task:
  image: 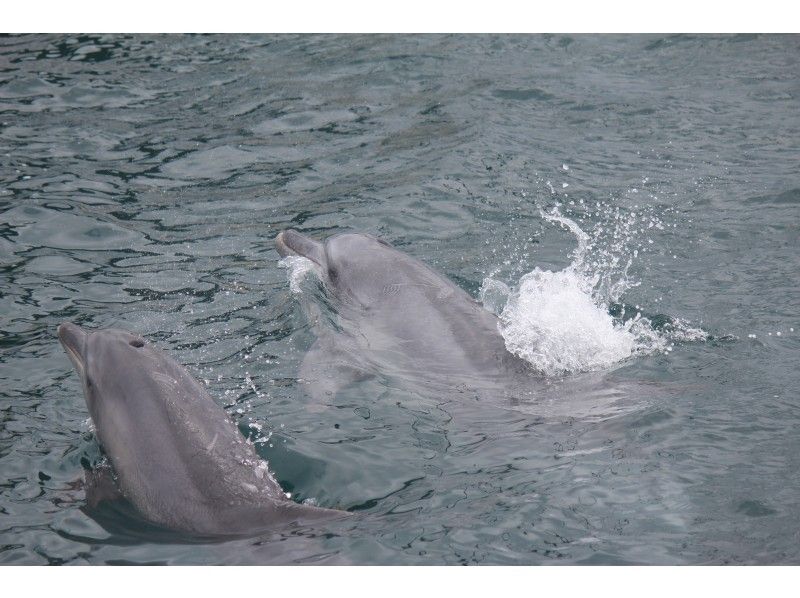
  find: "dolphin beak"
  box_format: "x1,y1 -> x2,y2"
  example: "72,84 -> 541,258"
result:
58,322 -> 88,377
275,230 -> 326,267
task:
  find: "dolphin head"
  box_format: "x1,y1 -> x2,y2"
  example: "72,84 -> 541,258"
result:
57,322 -> 151,431
276,229 -> 398,306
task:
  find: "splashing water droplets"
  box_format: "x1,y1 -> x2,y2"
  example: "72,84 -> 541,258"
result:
482,205 -> 700,376
278,255 -> 316,294
498,267 -> 643,375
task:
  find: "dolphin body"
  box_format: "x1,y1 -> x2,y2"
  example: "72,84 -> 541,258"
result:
276,230 -> 532,402
57,322 -> 346,538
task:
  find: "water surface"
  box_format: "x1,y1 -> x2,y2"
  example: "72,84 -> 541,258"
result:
1,34 -> 799,564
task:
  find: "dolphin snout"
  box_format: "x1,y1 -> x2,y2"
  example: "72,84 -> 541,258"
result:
58,322 -> 89,373
58,322 -> 87,347
275,230 -> 293,257
275,229 -> 326,267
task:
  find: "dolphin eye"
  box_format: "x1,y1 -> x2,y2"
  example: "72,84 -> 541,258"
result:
129,338 -> 145,348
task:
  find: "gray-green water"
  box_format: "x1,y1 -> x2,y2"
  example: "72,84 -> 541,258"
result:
1,34 -> 799,565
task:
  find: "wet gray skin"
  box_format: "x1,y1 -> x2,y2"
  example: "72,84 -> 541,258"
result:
57,322 -> 347,538
276,230 -> 533,402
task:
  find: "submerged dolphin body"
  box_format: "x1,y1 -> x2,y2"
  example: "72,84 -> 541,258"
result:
57,322 -> 346,538
276,230 -> 532,401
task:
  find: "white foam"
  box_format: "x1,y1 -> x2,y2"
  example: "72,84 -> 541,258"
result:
497,267 -> 648,376
483,205 -> 705,376
278,255 -> 316,294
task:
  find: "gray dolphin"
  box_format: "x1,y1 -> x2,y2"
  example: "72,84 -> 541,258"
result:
57,322 -> 347,538
275,230 -> 531,401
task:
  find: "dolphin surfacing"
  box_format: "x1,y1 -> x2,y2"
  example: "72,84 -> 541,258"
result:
276,230 -> 532,401
57,322 -> 346,538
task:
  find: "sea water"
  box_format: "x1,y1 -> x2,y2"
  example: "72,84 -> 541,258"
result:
1,34 -> 799,564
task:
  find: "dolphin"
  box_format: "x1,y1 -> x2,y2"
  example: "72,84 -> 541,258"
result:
57,322 -> 347,538
275,230 -> 532,402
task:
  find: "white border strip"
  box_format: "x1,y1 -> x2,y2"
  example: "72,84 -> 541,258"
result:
3,1 -> 798,34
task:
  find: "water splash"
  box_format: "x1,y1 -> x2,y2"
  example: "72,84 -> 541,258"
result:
482,205 -> 706,376
278,255 -> 316,294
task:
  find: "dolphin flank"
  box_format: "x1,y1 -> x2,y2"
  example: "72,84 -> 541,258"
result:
57,322 -> 347,537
